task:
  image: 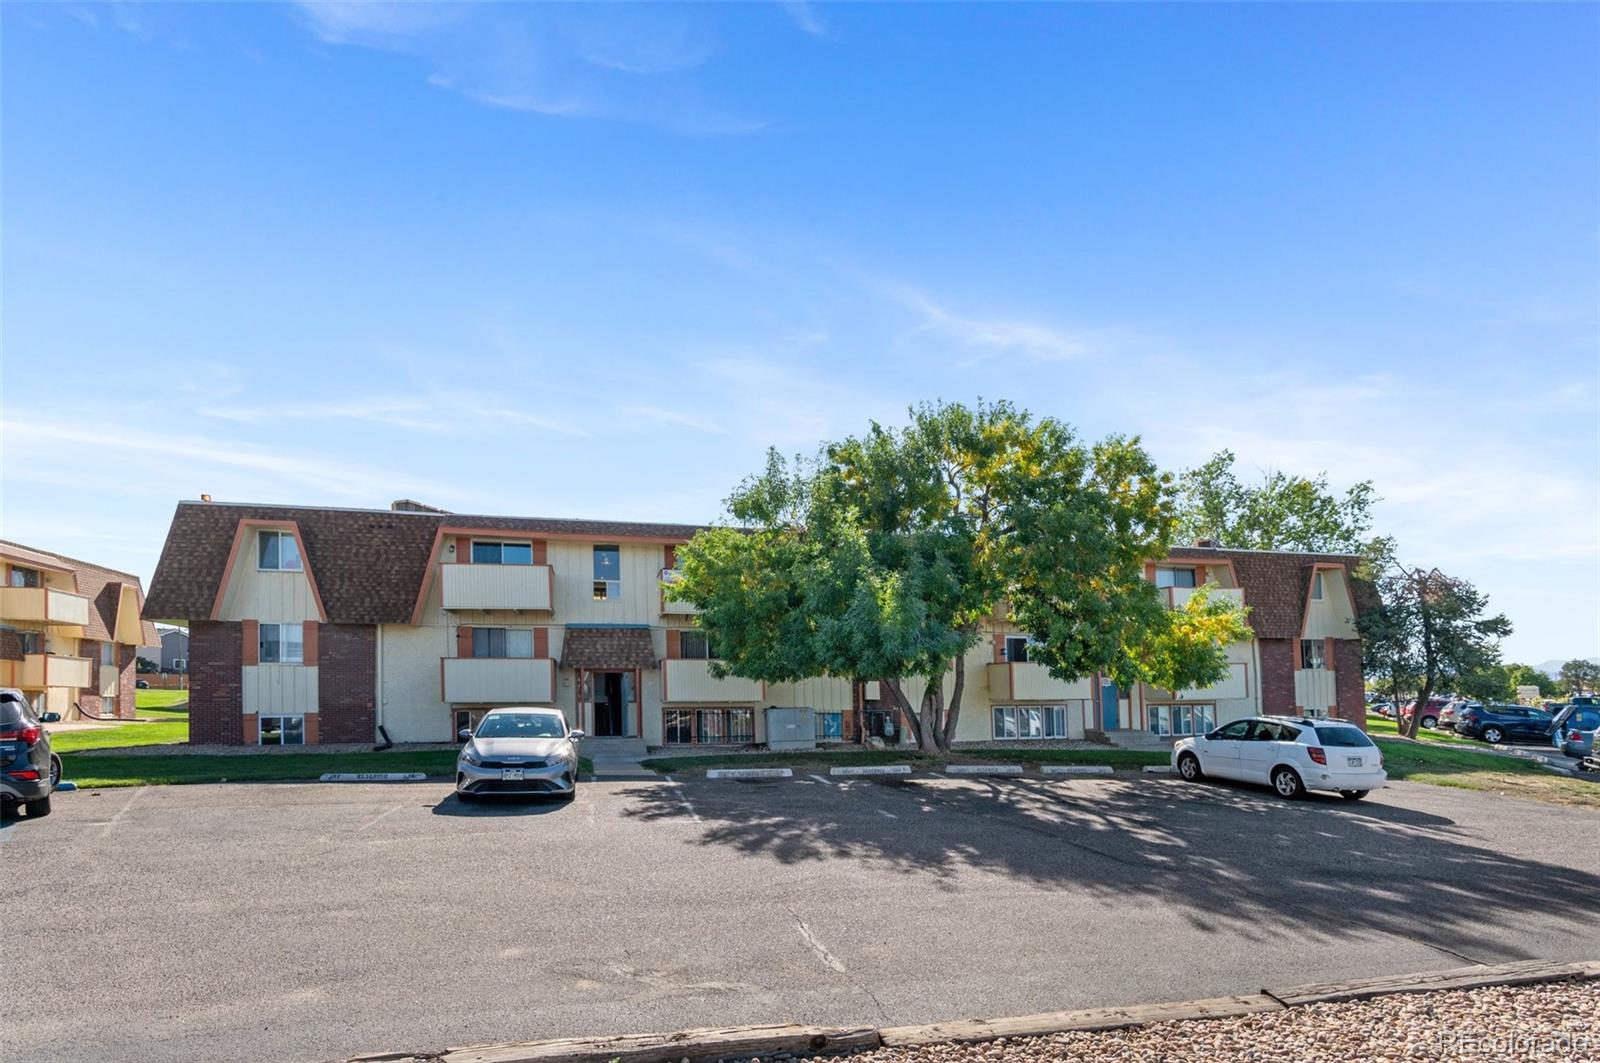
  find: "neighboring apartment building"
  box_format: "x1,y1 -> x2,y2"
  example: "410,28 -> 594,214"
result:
142,500 -> 1368,749
136,626 -> 189,673
0,541 -> 160,720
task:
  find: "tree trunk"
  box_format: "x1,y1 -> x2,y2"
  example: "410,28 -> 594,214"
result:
883,678 -> 923,749
941,652 -> 966,751
918,685 -> 942,755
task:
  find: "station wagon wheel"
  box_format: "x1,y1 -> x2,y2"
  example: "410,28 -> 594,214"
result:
1271,766 -> 1304,800
1177,753 -> 1203,781
49,755 -> 61,790
1482,726 -> 1504,744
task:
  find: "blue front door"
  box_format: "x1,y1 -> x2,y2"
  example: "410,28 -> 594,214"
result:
1101,683 -> 1120,730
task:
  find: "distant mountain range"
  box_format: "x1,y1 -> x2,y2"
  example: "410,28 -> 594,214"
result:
1537,658 -> 1600,678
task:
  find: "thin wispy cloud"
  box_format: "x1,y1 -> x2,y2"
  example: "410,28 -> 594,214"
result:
883,283 -> 1098,363
779,2 -> 830,39
288,1 -> 763,135
195,392 -> 586,437
620,405 -> 729,435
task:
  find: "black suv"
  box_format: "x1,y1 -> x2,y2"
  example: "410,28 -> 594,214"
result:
1454,703 -> 1554,745
1,689 -> 61,819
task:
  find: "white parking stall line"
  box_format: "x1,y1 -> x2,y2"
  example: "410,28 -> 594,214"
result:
808,773 -> 834,786
100,786 -> 148,838
355,801 -> 408,833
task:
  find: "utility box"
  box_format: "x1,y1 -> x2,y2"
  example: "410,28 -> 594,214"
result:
764,706 -> 816,751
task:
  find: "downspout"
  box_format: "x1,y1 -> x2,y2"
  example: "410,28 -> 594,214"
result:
373,624 -> 393,751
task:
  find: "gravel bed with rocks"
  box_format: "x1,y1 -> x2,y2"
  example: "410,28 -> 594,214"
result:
815,980 -> 1598,1063
73,741 -> 459,757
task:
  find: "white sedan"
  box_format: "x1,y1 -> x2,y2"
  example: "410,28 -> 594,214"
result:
1172,716 -> 1386,800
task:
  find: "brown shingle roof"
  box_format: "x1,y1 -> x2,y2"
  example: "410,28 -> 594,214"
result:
0,540 -> 160,646
1165,546 -> 1364,639
559,626 -> 658,670
143,501 -> 711,625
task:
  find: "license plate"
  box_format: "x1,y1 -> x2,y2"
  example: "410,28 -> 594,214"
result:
1347,757 -> 1363,768
501,768 -> 524,781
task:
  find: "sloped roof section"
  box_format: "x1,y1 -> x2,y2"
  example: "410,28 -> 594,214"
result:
1163,546 -> 1366,639
144,501 -> 711,625
0,539 -> 160,645
559,626 -> 658,670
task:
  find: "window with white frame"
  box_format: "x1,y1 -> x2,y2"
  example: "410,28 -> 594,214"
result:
991,705 -> 1068,740
1155,567 -> 1198,589
259,715 -> 305,745
471,540 -> 533,565
1003,635 -> 1034,663
592,545 -> 621,600
1300,640 -> 1327,670
471,627 -> 534,659
1311,572 -> 1325,600
259,623 -> 304,664
679,630 -> 716,660
1149,703 -> 1216,737
257,530 -> 303,571
100,641 -> 115,666
103,696 -> 117,718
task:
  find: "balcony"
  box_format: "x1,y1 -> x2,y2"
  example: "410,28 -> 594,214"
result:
1148,661 -> 1250,702
0,587 -> 91,628
658,569 -> 698,616
440,563 -> 553,612
442,657 -> 556,704
661,659 -> 764,703
16,654 -> 93,690
1294,668 -> 1338,713
987,661 -> 1093,702
1159,586 -> 1245,610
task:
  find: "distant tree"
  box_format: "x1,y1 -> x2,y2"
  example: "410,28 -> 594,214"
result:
671,401 -> 1252,754
1357,563 -> 1512,739
1560,659 -> 1600,696
1173,449 -> 1390,562
1504,663 -> 1558,699
1456,664 -> 1512,703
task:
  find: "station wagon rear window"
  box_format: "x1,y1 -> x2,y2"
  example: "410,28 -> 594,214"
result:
1315,726 -> 1375,748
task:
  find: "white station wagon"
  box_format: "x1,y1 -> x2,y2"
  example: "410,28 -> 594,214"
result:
1172,716 -> 1386,801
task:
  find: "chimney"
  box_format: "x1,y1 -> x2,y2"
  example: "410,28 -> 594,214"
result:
390,499 -> 449,514
1194,538 -> 1217,548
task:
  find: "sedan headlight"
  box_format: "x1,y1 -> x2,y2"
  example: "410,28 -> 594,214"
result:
460,744 -> 482,767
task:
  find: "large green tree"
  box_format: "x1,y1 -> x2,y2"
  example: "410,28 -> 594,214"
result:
1560,659 -> 1600,696
1357,563 -> 1511,739
670,401 -> 1251,753
1504,663 -> 1558,700
1174,449 -> 1388,560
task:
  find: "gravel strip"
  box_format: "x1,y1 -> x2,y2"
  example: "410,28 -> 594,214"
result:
74,741 -> 458,757
793,981 -> 1597,1062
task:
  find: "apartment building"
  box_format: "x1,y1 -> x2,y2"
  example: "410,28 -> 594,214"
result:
0,541 -> 160,720
142,500 -> 1368,749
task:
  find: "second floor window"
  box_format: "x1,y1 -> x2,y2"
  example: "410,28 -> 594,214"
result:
679,630 -> 717,660
1300,640 -> 1327,670
1311,572 -> 1325,600
8,566 -> 41,588
471,541 -> 533,565
1155,567 -> 1197,589
1004,635 -> 1034,663
14,630 -> 43,655
260,623 -> 304,664
593,545 -> 621,600
472,627 -> 533,658
100,642 -> 115,667
258,531 -> 303,572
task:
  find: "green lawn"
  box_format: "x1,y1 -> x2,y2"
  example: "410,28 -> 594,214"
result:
135,688 -> 190,712
1372,735 -> 1600,809
1365,714 -> 1473,745
50,720 -> 189,753
60,751 -> 593,789
640,746 -> 1168,775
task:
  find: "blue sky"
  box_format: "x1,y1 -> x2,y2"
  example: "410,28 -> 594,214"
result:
2,2 -> 1596,663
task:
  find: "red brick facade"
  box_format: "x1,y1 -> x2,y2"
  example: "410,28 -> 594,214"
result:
1259,638 -> 1296,716
74,641 -> 138,721
1257,636 -> 1368,732
1334,638 -> 1367,730
318,624 -> 376,744
188,620 -> 243,745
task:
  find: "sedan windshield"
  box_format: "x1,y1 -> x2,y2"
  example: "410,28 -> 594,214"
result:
1315,726 -> 1375,748
476,714 -> 566,739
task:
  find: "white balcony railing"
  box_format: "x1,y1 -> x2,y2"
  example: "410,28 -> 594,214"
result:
1294,668 -> 1338,712
661,659 -> 763,703
987,661 -> 1093,702
659,568 -> 698,615
17,654 -> 93,690
1160,586 -> 1245,610
0,587 -> 92,628
442,657 -> 556,704
440,563 -> 553,612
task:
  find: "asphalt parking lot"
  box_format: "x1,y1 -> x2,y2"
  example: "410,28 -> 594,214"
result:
4,773 -> 1599,1063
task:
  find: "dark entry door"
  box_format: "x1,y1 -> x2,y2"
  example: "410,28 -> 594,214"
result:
594,672 -> 627,736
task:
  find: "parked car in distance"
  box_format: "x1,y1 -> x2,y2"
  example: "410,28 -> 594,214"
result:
456,706 -> 583,801
1550,705 -> 1600,759
1454,703 -> 1554,745
135,679 -> 150,689
1,689 -> 61,818
1400,697 -> 1451,729
1173,716 -> 1386,801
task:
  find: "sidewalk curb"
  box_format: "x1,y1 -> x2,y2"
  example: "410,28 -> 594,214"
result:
706,768 -> 793,780
335,958 -> 1600,1063
946,763 -> 1022,776
319,772 -> 427,783
1041,765 -> 1113,776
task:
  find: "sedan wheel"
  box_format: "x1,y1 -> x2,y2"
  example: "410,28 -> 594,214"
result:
1339,789 -> 1368,801
1483,726 -> 1504,744
1177,753 -> 1203,781
1420,716 -> 1438,730
1271,766 -> 1304,800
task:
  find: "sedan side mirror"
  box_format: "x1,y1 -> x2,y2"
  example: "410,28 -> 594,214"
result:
457,728 -> 473,741
569,729 -> 586,740
40,712 -> 62,723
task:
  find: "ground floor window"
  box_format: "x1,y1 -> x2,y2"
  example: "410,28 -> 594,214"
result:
864,703 -> 901,740
1149,703 -> 1216,737
259,715 -> 305,746
664,707 -> 755,745
102,695 -> 117,719
816,711 -> 844,741
454,708 -> 494,737
991,705 -> 1068,740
